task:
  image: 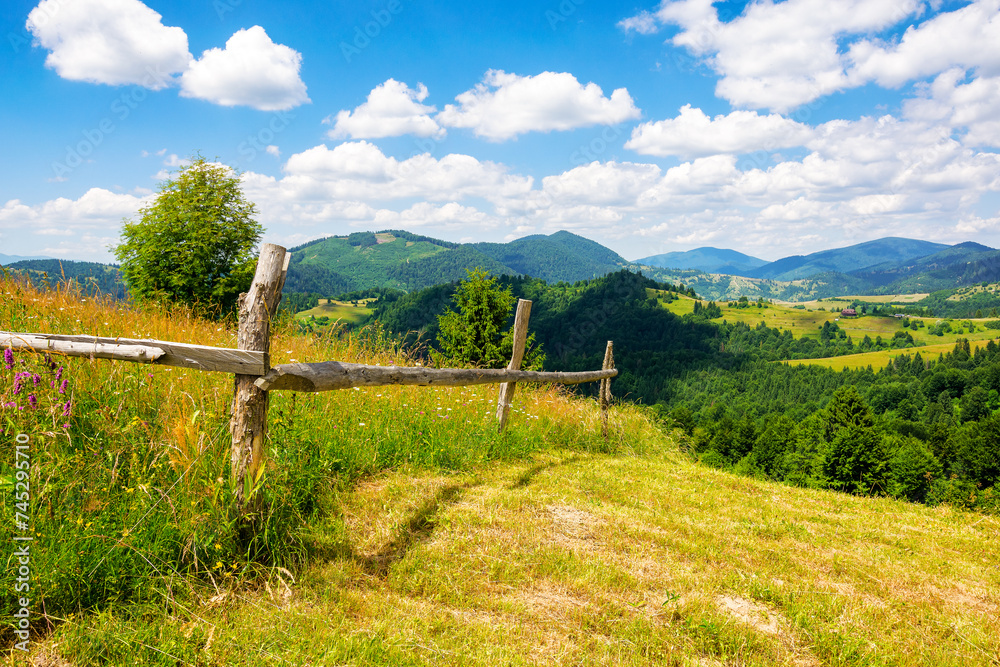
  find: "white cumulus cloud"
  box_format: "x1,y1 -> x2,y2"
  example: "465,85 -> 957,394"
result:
26,0 -> 191,89
326,79 -> 443,139
626,105 -> 814,158
180,26 -> 309,111
437,70 -> 641,141
621,0 -> 923,111
848,0 -> 1000,88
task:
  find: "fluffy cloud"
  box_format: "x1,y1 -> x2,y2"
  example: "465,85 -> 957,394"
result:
374,202 -> 494,229
905,70 -> 1000,148
0,188 -> 149,260
180,26 -> 309,111
326,79 -> 443,139
848,0 -> 1000,88
626,105 -> 814,158
541,161 -> 662,206
437,70 -> 641,141
254,141 -> 533,204
26,0 -> 191,89
0,188 -> 147,227
620,0 -> 938,110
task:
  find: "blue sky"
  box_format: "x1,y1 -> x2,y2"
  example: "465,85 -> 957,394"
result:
1,0 -> 999,264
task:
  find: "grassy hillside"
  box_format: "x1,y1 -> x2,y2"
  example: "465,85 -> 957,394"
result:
285,230 -> 630,298
3,277 -> 999,664
787,338 -> 1000,372
19,454 -> 1000,665
657,291 -> 999,349
295,298 -> 375,328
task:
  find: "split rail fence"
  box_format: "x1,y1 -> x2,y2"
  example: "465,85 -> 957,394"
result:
2,244 -> 617,512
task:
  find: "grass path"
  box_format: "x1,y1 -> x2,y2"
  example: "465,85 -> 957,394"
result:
37,450 -> 1000,666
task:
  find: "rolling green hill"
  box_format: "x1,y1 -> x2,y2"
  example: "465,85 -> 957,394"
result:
284,229 -> 631,296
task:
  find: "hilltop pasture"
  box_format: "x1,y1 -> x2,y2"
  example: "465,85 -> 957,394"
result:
652,290 -> 1000,349
295,298 -> 375,327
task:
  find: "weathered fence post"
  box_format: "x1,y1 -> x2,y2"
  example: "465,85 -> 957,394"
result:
231,243 -> 289,508
599,341 -> 614,440
496,299 -> 532,433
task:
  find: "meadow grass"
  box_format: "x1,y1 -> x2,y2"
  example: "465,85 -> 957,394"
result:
653,291 -> 999,349
26,452 -> 999,666
785,338 -> 1000,371
1,275 -> 656,658
294,300 -> 374,326
4,277 -> 998,665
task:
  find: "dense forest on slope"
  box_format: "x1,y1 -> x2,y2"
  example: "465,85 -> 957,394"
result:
360,269 -> 1000,512
2,259 -> 125,298
284,230 -> 629,295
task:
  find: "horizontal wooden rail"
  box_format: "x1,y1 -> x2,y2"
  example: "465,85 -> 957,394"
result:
0,331 -> 267,375
255,361 -> 618,393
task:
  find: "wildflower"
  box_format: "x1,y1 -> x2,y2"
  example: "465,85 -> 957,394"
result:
56,366 -> 63,381
59,379 -> 68,394
62,400 -> 72,416
32,374 -> 41,387
28,395 -> 38,410
4,348 -> 14,369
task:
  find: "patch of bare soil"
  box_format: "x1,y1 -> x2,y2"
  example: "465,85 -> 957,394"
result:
546,504 -> 599,551
715,595 -> 820,667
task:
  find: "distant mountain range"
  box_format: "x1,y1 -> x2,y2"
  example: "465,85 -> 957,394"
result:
0,253 -> 52,265
7,230 -> 1000,304
637,247 -> 767,275
284,229 -> 633,295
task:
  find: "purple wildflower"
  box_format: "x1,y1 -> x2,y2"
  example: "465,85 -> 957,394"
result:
62,400 -> 72,416
13,374 -> 25,395
28,394 -> 38,410
32,374 -> 41,387
59,379 -> 68,394
3,348 -> 13,369
56,366 -> 63,381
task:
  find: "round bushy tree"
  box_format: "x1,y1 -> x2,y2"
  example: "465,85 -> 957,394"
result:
114,157 -> 262,315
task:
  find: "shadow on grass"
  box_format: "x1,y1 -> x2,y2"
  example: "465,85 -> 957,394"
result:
308,483 -> 471,578
509,454 -> 582,489
359,484 -> 467,577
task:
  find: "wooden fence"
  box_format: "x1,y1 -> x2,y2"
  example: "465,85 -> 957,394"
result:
2,244 -> 616,511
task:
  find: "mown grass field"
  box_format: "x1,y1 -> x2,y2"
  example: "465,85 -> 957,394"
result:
295,299 -> 375,326
27,453 -> 1000,666
4,278 -> 999,665
786,338 -> 1000,371
653,291 -> 999,348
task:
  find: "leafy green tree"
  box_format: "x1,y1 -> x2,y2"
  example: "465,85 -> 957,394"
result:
435,268 -> 543,369
114,157 -> 263,315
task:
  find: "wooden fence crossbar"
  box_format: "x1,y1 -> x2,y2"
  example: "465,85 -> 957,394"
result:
0,331 -> 266,374
4,243 -> 617,514
254,361 -> 617,392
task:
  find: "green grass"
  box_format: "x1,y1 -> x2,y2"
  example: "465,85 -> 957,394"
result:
6,278 -> 1000,665
653,290 -> 1000,349
295,299 -> 374,326
26,453 -> 1000,666
786,338 -> 1000,371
